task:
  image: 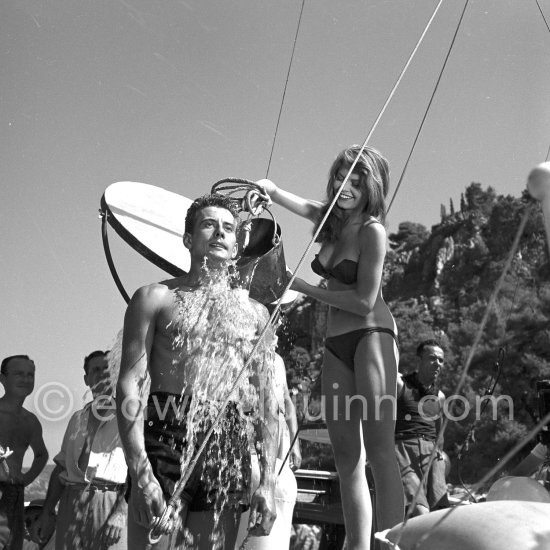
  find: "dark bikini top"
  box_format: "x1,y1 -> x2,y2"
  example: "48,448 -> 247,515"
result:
311,219 -> 380,284
311,255 -> 358,285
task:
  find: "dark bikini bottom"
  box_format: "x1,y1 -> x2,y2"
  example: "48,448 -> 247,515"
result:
324,327 -> 398,371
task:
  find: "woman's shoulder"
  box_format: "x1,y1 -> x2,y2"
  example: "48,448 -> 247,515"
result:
359,217 -> 386,238
362,215 -> 383,228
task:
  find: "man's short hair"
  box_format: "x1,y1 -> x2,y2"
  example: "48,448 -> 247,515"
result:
1,355 -> 33,375
416,339 -> 443,357
83,350 -> 109,375
184,194 -> 241,235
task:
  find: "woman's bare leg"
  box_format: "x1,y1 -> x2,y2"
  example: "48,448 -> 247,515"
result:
323,351 -> 372,550
355,332 -> 404,531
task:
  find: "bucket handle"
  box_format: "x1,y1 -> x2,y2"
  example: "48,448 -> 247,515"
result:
211,178 -> 269,216
211,178 -> 280,246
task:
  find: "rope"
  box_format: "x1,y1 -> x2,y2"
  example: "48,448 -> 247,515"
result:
391,204 -> 533,548
535,0 -> 550,33
535,0 -> 549,163
265,0 -> 306,179
387,0 -> 470,213
455,210 -> 525,498
455,348 -> 503,503
278,429 -> 301,476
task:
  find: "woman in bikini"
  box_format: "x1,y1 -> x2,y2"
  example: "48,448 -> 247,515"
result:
256,145 -> 404,549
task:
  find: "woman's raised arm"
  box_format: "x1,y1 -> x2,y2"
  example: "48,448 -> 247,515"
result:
256,178 -> 323,223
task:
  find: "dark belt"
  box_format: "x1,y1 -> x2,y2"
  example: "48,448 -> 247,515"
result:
395,434 -> 436,442
68,480 -> 126,492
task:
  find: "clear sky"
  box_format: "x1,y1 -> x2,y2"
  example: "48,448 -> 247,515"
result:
1,0 -> 549,463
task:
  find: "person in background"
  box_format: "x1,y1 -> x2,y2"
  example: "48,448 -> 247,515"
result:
394,339 -> 450,516
23,500 -> 55,550
36,350 -> 128,550
0,355 -> 48,550
256,145 -> 404,548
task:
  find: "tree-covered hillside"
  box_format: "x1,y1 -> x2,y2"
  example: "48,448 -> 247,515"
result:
279,183 -> 550,484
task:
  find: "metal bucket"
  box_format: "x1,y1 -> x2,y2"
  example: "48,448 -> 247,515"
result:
237,217 -> 289,304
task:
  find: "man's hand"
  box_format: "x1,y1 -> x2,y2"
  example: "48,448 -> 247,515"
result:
100,499 -> 127,547
247,485 -> 276,537
290,444 -> 302,471
131,477 -> 166,528
35,512 -> 56,545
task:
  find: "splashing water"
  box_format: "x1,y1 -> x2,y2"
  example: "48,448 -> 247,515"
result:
107,265 -> 279,548
169,268 -> 278,546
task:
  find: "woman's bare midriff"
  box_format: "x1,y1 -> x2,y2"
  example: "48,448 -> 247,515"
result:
325,280 -> 396,338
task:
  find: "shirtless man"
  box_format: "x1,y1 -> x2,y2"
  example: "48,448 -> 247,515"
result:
0,355 -> 48,550
116,194 -> 278,550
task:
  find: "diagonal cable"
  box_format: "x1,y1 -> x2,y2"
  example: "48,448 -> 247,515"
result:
265,0 -> 306,178
391,203 -> 533,547
388,0 -> 470,213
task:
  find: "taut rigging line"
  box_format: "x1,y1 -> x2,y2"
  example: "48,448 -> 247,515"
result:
387,0 -> 470,213
146,0 -> 449,543
265,0 -> 306,179
390,204 -> 534,548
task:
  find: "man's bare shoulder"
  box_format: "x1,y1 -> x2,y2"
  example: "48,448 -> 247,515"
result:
21,408 -> 43,432
135,280 -> 173,297
0,398 -> 32,416
129,280 -> 177,309
0,404 -> 41,434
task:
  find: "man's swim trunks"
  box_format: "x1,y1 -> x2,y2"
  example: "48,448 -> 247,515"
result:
0,482 -> 24,550
142,391 -> 250,512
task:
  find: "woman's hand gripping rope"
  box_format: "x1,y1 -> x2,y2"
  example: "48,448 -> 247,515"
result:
244,186 -> 272,216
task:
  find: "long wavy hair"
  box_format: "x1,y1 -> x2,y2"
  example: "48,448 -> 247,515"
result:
314,145 -> 390,243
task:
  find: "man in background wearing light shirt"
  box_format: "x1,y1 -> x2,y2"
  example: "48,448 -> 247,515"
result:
35,351 -> 127,550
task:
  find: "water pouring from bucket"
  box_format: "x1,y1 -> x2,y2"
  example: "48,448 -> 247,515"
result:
143,265 -> 279,548
211,178 -> 290,304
